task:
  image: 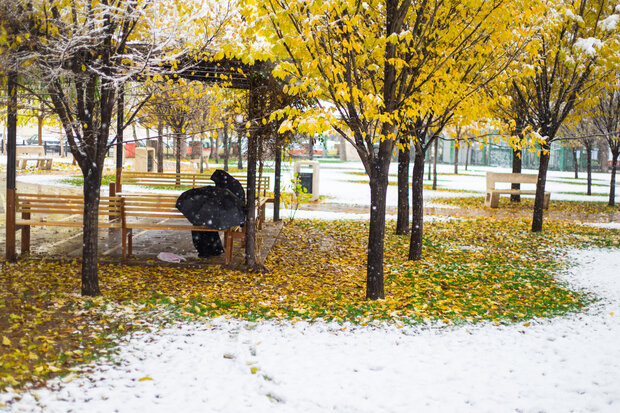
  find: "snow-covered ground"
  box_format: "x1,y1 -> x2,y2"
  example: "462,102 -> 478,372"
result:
3,248 -> 620,412
3,158 -> 619,412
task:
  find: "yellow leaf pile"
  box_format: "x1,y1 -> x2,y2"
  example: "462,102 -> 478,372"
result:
0,217 -> 617,392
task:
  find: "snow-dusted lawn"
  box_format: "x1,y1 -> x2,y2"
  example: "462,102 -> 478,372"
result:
4,159 -> 618,412
4,248 -> 619,412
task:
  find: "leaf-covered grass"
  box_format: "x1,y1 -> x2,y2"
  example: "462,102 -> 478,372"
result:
1,217 -> 618,391
432,195 -> 619,215
61,174 -> 116,187
348,179 -> 477,193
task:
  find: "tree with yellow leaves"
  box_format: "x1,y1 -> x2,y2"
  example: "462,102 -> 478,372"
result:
509,0 -> 619,231
0,0 -> 237,295
242,0 -> 527,297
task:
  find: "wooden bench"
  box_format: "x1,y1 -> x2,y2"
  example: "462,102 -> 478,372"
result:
16,146 -> 53,170
116,171 -> 273,262
485,172 -> 550,209
120,194 -> 236,265
119,171 -> 272,228
13,193 -> 126,257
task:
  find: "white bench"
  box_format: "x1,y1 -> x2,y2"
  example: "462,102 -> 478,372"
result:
16,146 -> 53,170
485,172 -> 550,209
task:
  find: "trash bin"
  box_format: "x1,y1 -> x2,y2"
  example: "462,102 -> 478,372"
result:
298,172 -> 313,194
293,161 -> 320,201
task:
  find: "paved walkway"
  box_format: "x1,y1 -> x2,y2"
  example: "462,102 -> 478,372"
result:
0,170 -> 283,268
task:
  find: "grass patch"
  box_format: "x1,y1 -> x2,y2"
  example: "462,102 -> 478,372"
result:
548,177 -> 609,187
432,195 -> 619,215
1,218 -> 618,392
61,174 -> 116,187
348,179 -> 479,193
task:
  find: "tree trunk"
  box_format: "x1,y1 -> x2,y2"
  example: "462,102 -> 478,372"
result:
610,151 -> 618,207
454,144 -> 459,174
209,135 -> 215,165
432,137 -> 438,190
465,144 -> 470,170
245,89 -> 258,268
531,145 -> 550,232
308,136 -> 314,160
274,134 -> 282,222
81,167 -> 102,296
573,149 -> 579,179
175,132 -> 182,174
37,114 -> 44,146
214,131 -> 220,164
600,142 -> 609,173
427,147 -> 432,180
237,129 -> 243,170
409,149 -> 425,260
586,146 -> 592,196
157,122 -> 164,173
367,159 -> 390,300
511,148 -> 522,202
396,144 -> 410,235
223,123 -> 230,172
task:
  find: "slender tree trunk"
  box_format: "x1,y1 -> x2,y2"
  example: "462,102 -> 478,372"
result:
223,123 -> 230,172
81,166 -> 102,296
237,128 -> 243,170
610,151 -> 618,207
600,142 -> 609,173
454,144 -> 459,174
531,144 -> 551,232
209,135 -> 215,164
427,146 -> 432,180
432,137 -> 438,190
465,144 -> 470,170
409,149 -> 425,260
214,131 -> 220,164
245,89 -> 258,267
573,149 -> 579,179
274,134 -> 282,222
157,122 -> 164,173
175,131 -> 181,174
396,144 -> 410,235
308,136 -> 314,160
367,158 -> 390,300
511,148 -> 522,202
586,146 -> 592,196
37,113 -> 43,146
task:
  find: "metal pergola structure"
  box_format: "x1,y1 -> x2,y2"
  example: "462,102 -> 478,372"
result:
5,56 -> 277,267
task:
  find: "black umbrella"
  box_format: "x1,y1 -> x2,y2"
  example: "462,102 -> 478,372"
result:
176,186 -> 246,258
176,186 -> 245,230
210,169 -> 246,204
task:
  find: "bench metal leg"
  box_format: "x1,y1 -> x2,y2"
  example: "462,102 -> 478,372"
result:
486,191 -> 500,208
258,203 -> 266,230
6,189 -> 17,261
121,227 -> 127,260
224,230 -> 233,265
19,211 -> 31,255
128,229 -> 133,257
543,192 -> 550,210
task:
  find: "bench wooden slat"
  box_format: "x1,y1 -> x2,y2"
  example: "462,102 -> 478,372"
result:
485,172 -> 549,209
17,220 -> 122,229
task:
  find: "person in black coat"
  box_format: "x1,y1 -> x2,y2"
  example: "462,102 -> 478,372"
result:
176,171 -> 246,258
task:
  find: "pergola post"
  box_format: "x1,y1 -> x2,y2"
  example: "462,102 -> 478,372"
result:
274,133 -> 282,222
115,85 -> 124,194
6,72 -> 18,261
244,83 -> 258,267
